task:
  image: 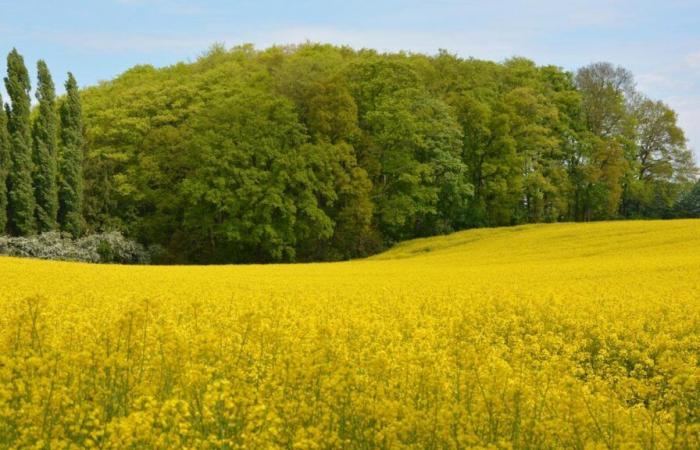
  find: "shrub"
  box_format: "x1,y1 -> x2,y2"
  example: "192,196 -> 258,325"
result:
0,231 -> 149,264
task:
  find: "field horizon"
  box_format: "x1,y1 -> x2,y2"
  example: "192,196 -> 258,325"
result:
4,218 -> 698,268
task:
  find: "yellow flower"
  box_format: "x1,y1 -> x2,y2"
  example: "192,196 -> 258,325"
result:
0,220 -> 698,448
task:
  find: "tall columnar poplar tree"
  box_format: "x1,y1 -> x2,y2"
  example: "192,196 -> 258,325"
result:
0,94 -> 9,232
4,49 -> 36,235
58,73 -> 84,236
32,60 -> 59,232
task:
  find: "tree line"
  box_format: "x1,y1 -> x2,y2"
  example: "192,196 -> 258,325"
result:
4,44 -> 698,263
0,49 -> 84,239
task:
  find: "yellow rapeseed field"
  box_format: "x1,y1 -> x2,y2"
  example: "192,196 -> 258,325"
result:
1,220 -> 699,449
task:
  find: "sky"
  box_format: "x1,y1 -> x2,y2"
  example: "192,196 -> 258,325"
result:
0,0 -> 698,158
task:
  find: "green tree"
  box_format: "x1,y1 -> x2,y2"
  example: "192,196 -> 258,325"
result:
539,65 -> 585,222
363,89 -> 469,240
177,86 -> 332,262
32,60 -> 59,232
75,44 -> 697,263
58,73 -> 85,236
296,141 -> 375,260
450,92 -> 520,226
575,62 -> 635,219
624,97 -> 697,216
4,49 -> 36,235
575,63 -> 634,138
675,180 -> 700,218
272,45 -> 377,257
275,44 -> 360,144
501,59 -> 564,223
348,57 -> 471,241
0,95 -> 9,232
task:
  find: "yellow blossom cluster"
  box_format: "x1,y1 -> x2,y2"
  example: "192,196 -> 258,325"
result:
0,220 -> 699,448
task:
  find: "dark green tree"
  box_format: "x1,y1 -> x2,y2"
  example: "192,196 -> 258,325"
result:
675,180 -> 700,218
4,49 -> 36,235
0,94 -> 9,232
363,89 -> 469,241
32,60 -> 59,232
177,85 -> 333,263
58,73 -> 85,236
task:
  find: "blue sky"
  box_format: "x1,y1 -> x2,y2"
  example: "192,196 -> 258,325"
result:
0,0 -> 698,158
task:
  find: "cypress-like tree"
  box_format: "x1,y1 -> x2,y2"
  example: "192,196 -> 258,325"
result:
58,73 -> 84,236
4,49 -> 36,235
0,95 -> 9,233
32,60 -> 59,232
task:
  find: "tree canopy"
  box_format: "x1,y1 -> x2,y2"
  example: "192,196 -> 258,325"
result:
1,44 -> 696,263
78,44 -> 697,263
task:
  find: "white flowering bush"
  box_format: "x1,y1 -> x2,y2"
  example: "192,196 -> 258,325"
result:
0,231 -> 150,264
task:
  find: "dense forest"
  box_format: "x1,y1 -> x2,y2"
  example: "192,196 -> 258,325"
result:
1,44 -> 699,263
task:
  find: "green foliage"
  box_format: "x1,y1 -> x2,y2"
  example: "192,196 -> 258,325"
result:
362,88 -> 467,240
574,63 -> 635,220
58,73 -> 85,237
622,97 -> 696,217
177,86 -> 331,262
675,180 -> 700,218
0,95 -> 9,232
4,49 -> 36,235
32,60 -> 59,232
76,44 -> 697,263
